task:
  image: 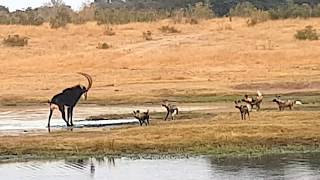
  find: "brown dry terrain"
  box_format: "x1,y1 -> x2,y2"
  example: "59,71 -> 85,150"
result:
0,18 -> 320,104
0,18 -> 320,159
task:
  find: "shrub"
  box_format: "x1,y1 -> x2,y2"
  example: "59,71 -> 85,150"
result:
72,2 -> 96,24
3,34 -> 29,47
312,4 -> 320,17
185,2 -> 214,19
247,10 -> 270,26
142,31 -> 152,40
295,26 -> 319,40
95,8 -> 167,25
103,26 -> 116,36
159,25 -> 181,33
230,2 -> 270,26
97,42 -> 111,49
229,1 -> 257,17
269,2 -> 312,19
186,18 -> 199,25
49,4 -> 72,28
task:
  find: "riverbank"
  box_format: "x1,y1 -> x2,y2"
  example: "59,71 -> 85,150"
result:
0,110 -> 319,161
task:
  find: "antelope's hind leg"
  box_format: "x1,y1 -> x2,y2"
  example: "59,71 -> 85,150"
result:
59,105 -> 71,127
67,107 -> 74,126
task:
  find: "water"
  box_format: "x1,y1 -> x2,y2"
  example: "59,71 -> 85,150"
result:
0,105 -> 214,133
0,153 -> 320,180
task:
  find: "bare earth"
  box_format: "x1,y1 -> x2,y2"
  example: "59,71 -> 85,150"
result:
0,18 -> 320,104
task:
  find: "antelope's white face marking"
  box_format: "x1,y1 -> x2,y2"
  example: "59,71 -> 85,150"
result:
50,104 -> 59,110
79,84 -> 86,90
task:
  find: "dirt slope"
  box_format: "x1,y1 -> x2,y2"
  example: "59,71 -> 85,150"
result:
0,18 -> 320,104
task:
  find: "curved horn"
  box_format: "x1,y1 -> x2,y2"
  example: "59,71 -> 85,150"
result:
78,72 -> 93,91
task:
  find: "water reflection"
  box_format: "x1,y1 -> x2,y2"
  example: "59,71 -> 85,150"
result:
0,154 -> 319,180
208,153 -> 320,179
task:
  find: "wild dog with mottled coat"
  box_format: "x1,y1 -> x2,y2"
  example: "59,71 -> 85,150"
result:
235,101 -> 250,120
272,97 -> 302,111
133,110 -> 150,126
162,101 -> 179,121
242,91 -> 263,111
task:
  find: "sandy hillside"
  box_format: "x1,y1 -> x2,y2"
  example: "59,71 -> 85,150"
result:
0,18 -> 320,104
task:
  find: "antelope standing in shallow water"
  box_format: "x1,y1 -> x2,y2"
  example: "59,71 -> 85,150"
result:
48,73 -> 93,131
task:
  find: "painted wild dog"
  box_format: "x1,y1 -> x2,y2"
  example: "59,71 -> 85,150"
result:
162,101 -> 179,121
133,110 -> 150,126
272,96 -> 302,111
235,100 -> 250,120
242,91 -> 263,111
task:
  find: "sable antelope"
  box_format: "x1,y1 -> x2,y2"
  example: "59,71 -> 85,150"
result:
162,101 -> 179,121
47,73 -> 93,131
242,90 -> 263,111
272,96 -> 302,111
235,100 -> 250,120
133,110 -> 150,126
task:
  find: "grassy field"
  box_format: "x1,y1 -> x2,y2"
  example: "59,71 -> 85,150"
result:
0,18 -> 320,159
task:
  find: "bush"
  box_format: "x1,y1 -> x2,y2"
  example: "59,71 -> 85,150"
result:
295,26 -> 319,40
3,34 -> 29,47
229,1 -> 257,17
269,2 -> 312,19
230,2 -> 270,26
247,10 -> 270,26
49,5 -> 72,28
312,4 -> 320,17
97,42 -> 111,49
95,8 -> 167,25
159,25 -> 181,33
185,2 -> 214,19
72,3 -> 96,24
142,31 -> 152,40
103,26 -> 116,36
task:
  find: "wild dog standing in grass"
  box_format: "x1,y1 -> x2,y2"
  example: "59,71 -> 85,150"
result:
272,96 -> 302,111
133,110 -> 150,126
242,90 -> 264,111
48,73 -> 92,132
235,100 -> 250,120
162,101 -> 179,121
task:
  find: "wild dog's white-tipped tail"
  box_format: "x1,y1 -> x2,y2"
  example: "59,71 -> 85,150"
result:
257,90 -> 262,97
295,100 -> 303,105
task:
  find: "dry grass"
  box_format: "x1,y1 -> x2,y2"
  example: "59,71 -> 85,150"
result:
0,111 -> 319,158
0,18 -> 319,105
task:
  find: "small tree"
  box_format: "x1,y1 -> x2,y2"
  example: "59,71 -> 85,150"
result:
186,2 -> 214,19
312,4 -> 320,17
229,2 -> 270,26
229,2 -> 257,17
49,0 -> 72,28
